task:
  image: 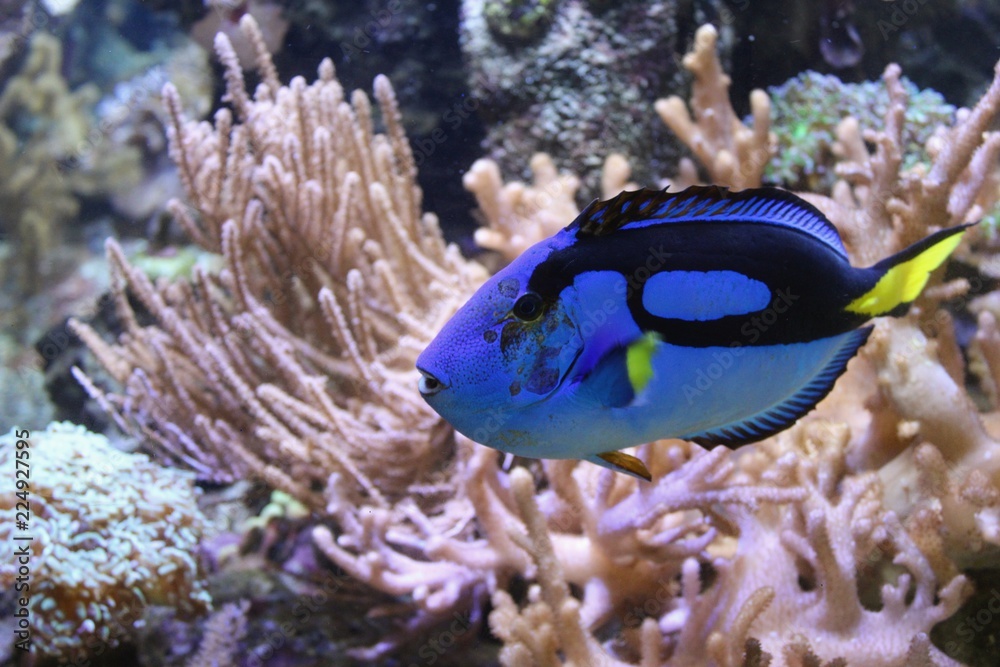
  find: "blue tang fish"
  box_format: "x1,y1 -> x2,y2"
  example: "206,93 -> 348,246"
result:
417,186 -> 969,481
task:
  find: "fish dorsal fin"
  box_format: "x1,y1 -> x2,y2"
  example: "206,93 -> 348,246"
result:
568,185 -> 848,258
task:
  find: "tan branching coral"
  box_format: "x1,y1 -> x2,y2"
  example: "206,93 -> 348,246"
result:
484,442 -> 807,665
73,15 -> 485,498
655,24 -> 774,190
465,151 -> 640,263
823,61 -> 1000,261
491,429 -> 969,666
465,152 -> 582,262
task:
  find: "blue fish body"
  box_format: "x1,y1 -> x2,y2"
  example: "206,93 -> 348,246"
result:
417,186 -> 969,480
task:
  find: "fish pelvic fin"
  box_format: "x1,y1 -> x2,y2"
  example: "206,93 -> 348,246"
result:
846,223 -> 973,317
589,451 -> 652,481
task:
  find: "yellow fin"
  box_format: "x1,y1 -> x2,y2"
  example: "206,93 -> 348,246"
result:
626,332 -> 661,394
846,226 -> 967,316
596,451 -> 652,481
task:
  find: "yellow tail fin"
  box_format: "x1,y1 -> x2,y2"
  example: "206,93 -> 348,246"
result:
846,224 -> 971,317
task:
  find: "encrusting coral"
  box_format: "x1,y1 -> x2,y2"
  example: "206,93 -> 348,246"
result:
763,70 -> 955,193
0,422 -> 210,662
72,12 -> 1000,667
460,0 -> 691,197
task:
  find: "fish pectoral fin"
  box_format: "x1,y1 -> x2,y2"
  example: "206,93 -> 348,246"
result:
589,451 -> 652,481
580,332 -> 661,408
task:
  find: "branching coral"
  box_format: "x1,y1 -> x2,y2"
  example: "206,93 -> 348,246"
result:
73,15 -> 486,499
464,152 -> 580,262
465,151 -> 639,263
654,24 -> 774,190
72,14 -> 496,655
816,61 -> 1000,260
492,427 -> 969,666
0,422 -> 211,662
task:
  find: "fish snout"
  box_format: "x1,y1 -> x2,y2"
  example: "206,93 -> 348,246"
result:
417,366 -> 448,397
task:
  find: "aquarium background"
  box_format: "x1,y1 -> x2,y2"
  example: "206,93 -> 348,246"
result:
3,0 -> 1000,665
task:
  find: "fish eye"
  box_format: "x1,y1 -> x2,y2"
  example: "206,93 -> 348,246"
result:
418,370 -> 444,396
512,292 -> 544,321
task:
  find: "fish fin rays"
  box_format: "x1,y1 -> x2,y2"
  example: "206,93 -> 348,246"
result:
687,327 -> 874,448
847,223 -> 971,317
570,186 -> 847,258
588,451 -> 652,481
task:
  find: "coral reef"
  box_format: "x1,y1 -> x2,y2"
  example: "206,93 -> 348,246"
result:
0,422 -> 211,662
492,434 -> 968,666
71,11 -> 1000,667
460,0 -> 700,197
72,14 -> 493,656
763,70 -> 955,193
462,23 -> 1000,665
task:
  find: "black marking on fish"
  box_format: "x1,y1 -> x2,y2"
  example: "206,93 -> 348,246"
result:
531,190 -> 879,348
484,329 -> 498,343
498,278 -> 520,298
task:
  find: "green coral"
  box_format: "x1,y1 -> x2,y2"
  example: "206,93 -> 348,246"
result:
0,32 -> 140,295
0,422 -> 211,662
763,71 -> 955,192
485,0 -> 560,42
